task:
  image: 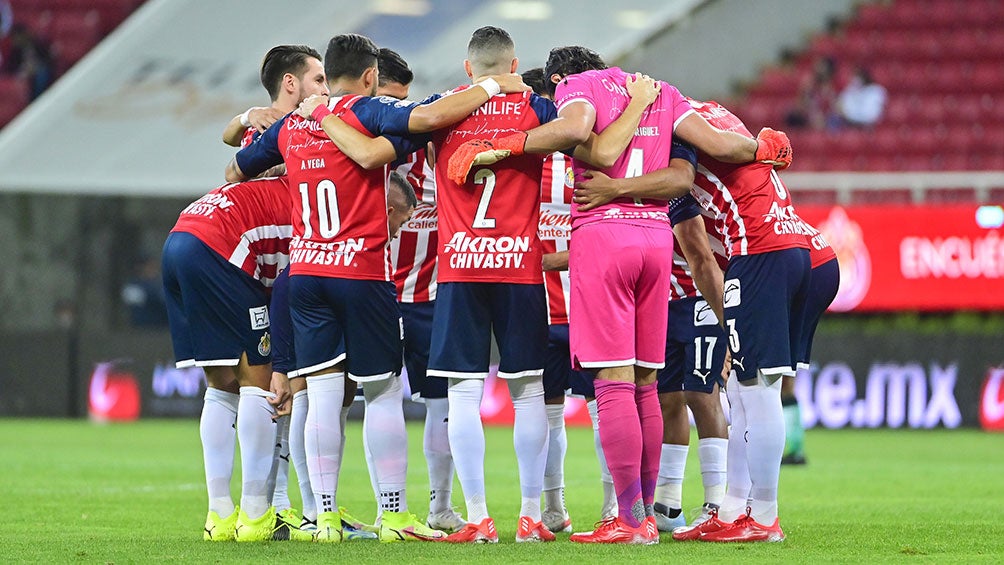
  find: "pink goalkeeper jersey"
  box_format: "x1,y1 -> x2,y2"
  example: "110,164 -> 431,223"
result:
390,150 -> 438,302
538,152 -> 573,325
554,67 -> 694,229
686,99 -> 811,257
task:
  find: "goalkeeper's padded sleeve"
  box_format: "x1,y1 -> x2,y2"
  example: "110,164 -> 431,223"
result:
446,131 -> 528,185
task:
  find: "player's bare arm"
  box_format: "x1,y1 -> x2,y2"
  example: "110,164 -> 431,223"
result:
407,73 -> 530,132
542,250 -> 569,272
222,106 -> 286,146
573,157 -> 695,211
224,158 -> 247,183
674,114 -> 793,168
297,94 -> 399,169
673,215 -> 725,325
573,73 -> 660,168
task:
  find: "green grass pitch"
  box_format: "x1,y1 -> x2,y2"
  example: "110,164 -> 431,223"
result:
4,419 -> 1003,563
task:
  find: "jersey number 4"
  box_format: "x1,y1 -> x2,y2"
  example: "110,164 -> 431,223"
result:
299,180 -> 340,238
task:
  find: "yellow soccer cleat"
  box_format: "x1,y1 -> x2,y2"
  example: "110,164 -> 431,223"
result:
379,511 -> 447,542
204,507 -> 239,541
312,511 -> 343,543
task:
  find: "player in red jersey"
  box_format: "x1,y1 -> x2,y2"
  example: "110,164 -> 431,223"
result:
217,44 -> 337,535
376,48 -> 466,533
780,220 -> 839,466
163,176 -> 313,541
227,33 -> 527,543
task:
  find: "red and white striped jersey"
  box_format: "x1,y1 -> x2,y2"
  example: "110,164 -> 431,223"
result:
171,176 -> 293,287
391,149 -> 438,303
801,216 -> 837,268
538,152 -> 573,324
686,99 -> 811,257
668,200 -> 731,301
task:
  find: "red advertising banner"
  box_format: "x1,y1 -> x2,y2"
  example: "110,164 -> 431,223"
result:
797,204 -> 1004,311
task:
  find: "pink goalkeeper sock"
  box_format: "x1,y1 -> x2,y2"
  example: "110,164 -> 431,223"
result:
635,381 -> 663,511
594,379 -> 644,527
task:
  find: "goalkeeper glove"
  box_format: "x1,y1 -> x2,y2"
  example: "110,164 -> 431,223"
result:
755,127 -> 793,170
447,132 -> 528,185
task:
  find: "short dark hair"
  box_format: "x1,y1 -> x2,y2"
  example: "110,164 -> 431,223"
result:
521,67 -> 547,97
324,34 -> 379,81
543,46 -> 607,96
378,48 -> 414,87
467,26 -> 515,74
388,171 -> 417,209
259,44 -> 322,101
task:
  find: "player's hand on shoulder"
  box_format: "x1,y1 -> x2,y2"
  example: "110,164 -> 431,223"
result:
249,107 -> 286,132
490,73 -> 531,94
573,170 -> 619,211
626,72 -> 660,106
297,94 -> 330,120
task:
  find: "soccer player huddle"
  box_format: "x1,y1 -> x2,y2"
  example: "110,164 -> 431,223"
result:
163,25 -> 838,545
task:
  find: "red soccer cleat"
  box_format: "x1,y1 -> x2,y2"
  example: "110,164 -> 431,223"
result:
569,516 -> 657,545
699,509 -> 785,543
672,506 -> 729,541
443,517 -> 498,544
515,516 -> 556,542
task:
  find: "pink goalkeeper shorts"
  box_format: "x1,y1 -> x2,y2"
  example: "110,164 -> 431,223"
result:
569,220 -> 673,371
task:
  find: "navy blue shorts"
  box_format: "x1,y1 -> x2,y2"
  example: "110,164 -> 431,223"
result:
270,268 -> 295,376
658,296 -> 727,394
796,257 -> 840,369
289,275 -> 402,382
401,300 -> 447,399
544,324 -> 594,399
162,232 -> 271,368
723,247 -> 811,382
428,282 -> 546,379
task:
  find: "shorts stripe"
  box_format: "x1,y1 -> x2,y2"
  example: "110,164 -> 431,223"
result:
497,368 -> 544,379
296,354 -> 346,377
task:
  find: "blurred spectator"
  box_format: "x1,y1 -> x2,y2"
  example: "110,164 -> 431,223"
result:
3,24 -> 54,100
121,254 -> 169,328
837,66 -> 887,128
785,57 -> 840,131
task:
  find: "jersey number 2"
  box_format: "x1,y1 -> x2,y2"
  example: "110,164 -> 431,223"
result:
472,169 -> 497,228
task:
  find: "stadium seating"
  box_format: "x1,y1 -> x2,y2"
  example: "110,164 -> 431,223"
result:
730,0 -> 1004,177
0,0 -> 145,128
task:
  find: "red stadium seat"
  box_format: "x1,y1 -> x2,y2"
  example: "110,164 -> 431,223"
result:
790,188 -> 838,206
0,76 -> 30,127
925,187 -> 978,203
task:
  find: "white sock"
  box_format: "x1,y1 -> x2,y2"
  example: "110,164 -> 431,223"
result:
448,378 -> 488,522
289,390 -> 316,521
305,373 -> 345,515
201,388 -> 238,516
720,381 -> 751,522
588,399 -> 617,517
739,375 -> 784,524
543,403 -> 567,513
364,376 -> 409,514
509,376 -> 548,521
237,386 -> 278,519
698,436 -> 728,507
269,414 -> 291,511
423,397 -> 454,515
656,443 -> 689,510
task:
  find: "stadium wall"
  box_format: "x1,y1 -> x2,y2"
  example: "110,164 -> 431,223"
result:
1,328 -> 1001,431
